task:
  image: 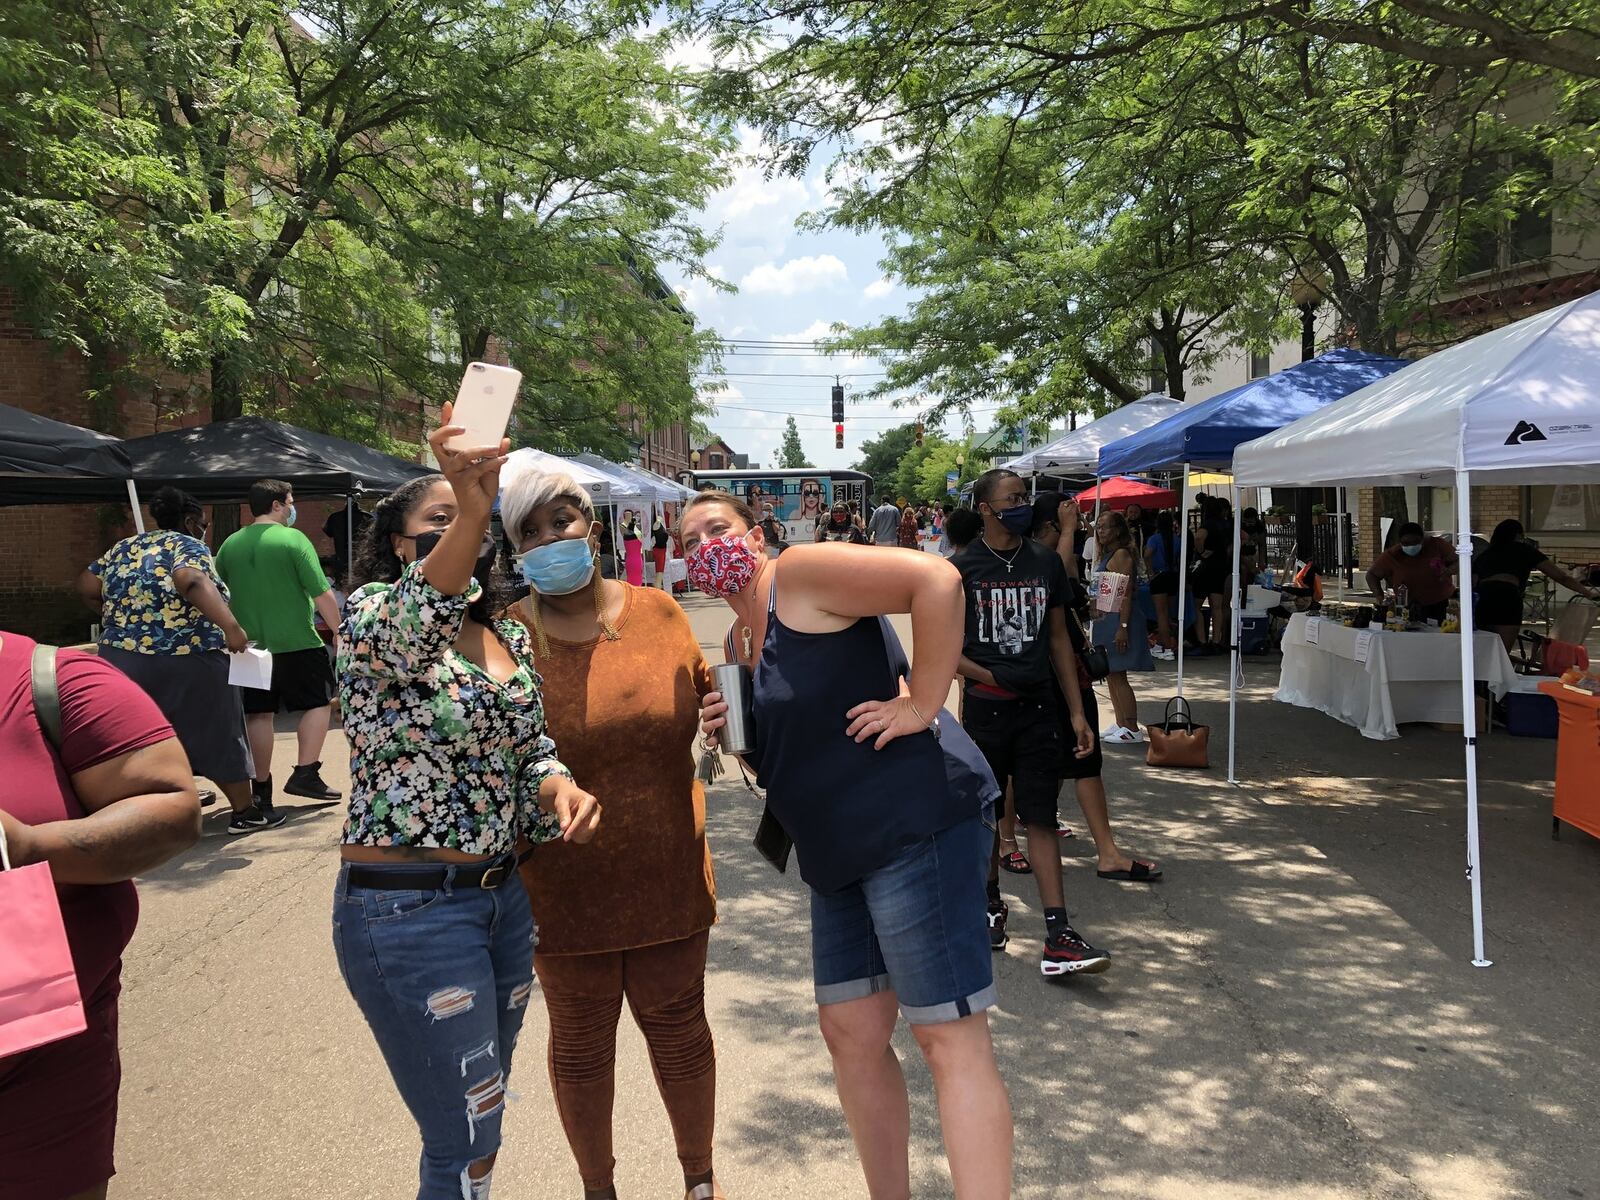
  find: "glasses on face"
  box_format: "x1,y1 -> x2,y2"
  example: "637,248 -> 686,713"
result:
801,487 -> 822,498
995,493 -> 1028,509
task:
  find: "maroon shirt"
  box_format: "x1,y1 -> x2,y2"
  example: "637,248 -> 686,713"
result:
0,634 -> 173,1008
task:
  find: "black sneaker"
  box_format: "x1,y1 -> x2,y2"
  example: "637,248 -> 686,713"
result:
284,762 -> 341,801
228,803 -> 288,835
1041,926 -> 1111,977
987,899 -> 1009,951
196,789 -> 216,808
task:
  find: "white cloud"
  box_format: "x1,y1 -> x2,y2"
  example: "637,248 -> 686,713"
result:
740,254 -> 849,296
863,276 -> 896,300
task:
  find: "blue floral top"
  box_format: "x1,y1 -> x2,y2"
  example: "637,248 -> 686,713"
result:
337,562 -> 568,853
90,530 -> 228,655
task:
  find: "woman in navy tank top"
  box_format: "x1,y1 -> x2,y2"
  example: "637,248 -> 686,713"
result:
682,491 -> 1013,1198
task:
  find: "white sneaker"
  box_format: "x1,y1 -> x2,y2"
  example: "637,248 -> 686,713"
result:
1101,724 -> 1127,740
1103,726 -> 1144,744
1152,647 -> 1175,661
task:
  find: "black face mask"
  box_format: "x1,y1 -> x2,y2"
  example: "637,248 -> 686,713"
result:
413,530 -> 499,584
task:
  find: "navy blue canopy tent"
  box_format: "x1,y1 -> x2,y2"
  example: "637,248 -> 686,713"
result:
1096,349 -> 1408,475
1092,347 -> 1409,776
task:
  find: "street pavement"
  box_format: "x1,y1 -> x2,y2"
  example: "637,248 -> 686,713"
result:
114,594 -> 1600,1198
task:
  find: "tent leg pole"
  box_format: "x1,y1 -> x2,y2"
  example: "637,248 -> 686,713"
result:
1455,469 -> 1491,968
1228,483 -> 1241,785
126,479 -> 146,535
345,493 -> 355,589
1336,486 -> 1347,604
1176,465 -> 1191,698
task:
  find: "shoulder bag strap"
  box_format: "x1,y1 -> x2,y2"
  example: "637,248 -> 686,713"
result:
31,643 -> 63,752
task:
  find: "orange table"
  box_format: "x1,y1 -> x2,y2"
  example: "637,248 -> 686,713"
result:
1539,681 -> 1600,841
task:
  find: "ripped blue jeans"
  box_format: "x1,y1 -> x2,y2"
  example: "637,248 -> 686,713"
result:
333,861 -> 536,1200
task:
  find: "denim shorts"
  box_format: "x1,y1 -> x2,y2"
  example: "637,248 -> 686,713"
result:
332,860 -> 536,1200
810,815 -> 997,1025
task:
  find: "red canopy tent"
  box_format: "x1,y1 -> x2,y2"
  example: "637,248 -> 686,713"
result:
1073,476 -> 1177,511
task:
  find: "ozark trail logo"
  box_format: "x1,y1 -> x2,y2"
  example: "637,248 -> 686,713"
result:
1504,420 -> 1548,445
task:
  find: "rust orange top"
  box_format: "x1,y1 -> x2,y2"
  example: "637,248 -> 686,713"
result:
514,585 -> 716,955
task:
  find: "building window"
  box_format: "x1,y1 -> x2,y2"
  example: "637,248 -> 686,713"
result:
1528,485 -> 1600,534
708,453 -> 724,469
1249,349 -> 1271,379
1457,152 -> 1553,277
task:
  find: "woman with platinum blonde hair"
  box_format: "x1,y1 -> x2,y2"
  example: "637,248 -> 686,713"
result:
499,467 -> 724,1200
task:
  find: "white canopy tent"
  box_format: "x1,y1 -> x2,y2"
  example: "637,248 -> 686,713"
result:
500,447 -> 621,505
1233,289 -> 1600,967
1007,394 -> 1183,476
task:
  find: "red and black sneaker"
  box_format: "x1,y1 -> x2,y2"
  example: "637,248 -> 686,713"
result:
1041,926 -> 1110,977
987,899 -> 1009,951
1056,818 -> 1076,840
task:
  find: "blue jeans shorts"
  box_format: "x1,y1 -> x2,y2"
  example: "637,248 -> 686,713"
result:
810,815 -> 998,1025
332,860 -> 536,1200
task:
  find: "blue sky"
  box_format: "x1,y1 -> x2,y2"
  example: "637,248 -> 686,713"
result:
657,67 -> 1013,470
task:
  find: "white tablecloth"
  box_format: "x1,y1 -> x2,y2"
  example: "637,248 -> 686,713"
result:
1275,613 -> 1518,740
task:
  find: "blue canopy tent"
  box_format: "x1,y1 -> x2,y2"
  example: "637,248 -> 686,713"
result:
1092,348 -> 1409,778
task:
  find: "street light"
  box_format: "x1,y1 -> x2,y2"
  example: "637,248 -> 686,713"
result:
690,450 -> 701,468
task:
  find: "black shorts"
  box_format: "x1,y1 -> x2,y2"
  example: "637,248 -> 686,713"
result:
962,694 -> 1063,827
1191,559 -> 1229,594
1059,685 -> 1104,781
242,645 -> 335,714
1148,571 -> 1180,596
1474,579 -> 1524,627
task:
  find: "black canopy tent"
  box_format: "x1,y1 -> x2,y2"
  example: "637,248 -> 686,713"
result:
0,402 -> 140,513
120,417 -> 434,502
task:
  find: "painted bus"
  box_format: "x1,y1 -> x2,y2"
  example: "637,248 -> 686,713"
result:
684,468 -> 874,545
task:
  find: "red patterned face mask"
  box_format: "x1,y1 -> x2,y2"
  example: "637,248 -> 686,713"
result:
687,531 -> 759,597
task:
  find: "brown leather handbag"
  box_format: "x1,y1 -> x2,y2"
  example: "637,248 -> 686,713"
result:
1145,697 -> 1210,769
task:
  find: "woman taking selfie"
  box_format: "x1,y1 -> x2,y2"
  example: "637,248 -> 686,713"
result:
500,468 -> 723,1200
332,407 -> 601,1200
686,492 -> 1011,1200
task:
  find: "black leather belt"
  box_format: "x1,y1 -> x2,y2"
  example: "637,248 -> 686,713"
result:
345,852 -> 516,892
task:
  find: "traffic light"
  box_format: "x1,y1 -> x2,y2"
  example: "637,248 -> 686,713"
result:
915,421 -> 925,447
835,423 -> 845,449
831,384 -> 845,423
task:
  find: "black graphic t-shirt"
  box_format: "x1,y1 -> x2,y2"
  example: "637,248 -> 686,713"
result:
956,538 -> 1070,700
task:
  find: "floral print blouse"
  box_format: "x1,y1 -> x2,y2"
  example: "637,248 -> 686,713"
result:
337,562 -> 568,853
90,530 -> 228,655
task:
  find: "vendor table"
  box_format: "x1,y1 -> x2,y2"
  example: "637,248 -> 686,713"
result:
1276,613 -> 1517,740
1538,681 -> 1600,841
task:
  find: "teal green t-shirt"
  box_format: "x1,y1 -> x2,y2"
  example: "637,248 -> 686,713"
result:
215,522 -> 329,653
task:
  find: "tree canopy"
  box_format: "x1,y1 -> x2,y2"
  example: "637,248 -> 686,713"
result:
697,0 -> 1592,425
0,0 -> 733,457
779,415 -> 813,466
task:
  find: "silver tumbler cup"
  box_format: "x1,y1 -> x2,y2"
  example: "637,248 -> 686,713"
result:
711,662 -> 757,757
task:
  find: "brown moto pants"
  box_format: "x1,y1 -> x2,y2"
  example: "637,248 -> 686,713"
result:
534,930 -> 715,1191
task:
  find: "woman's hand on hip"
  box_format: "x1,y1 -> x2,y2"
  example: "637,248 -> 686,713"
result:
542,777 -> 602,843
428,401 -> 508,524
845,695 -> 928,750
699,690 -> 728,749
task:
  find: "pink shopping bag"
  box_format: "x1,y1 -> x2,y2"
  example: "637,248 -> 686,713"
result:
0,823 -> 86,1058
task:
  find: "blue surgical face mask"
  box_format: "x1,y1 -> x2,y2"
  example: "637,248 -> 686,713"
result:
995,505 -> 1034,535
1401,543 -> 1422,557
285,503 -> 298,527
517,538 -> 596,595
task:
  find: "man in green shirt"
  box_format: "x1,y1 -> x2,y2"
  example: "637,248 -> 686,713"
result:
216,479 -> 344,811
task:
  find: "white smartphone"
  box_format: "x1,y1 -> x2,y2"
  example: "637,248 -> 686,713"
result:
447,362 -> 521,452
